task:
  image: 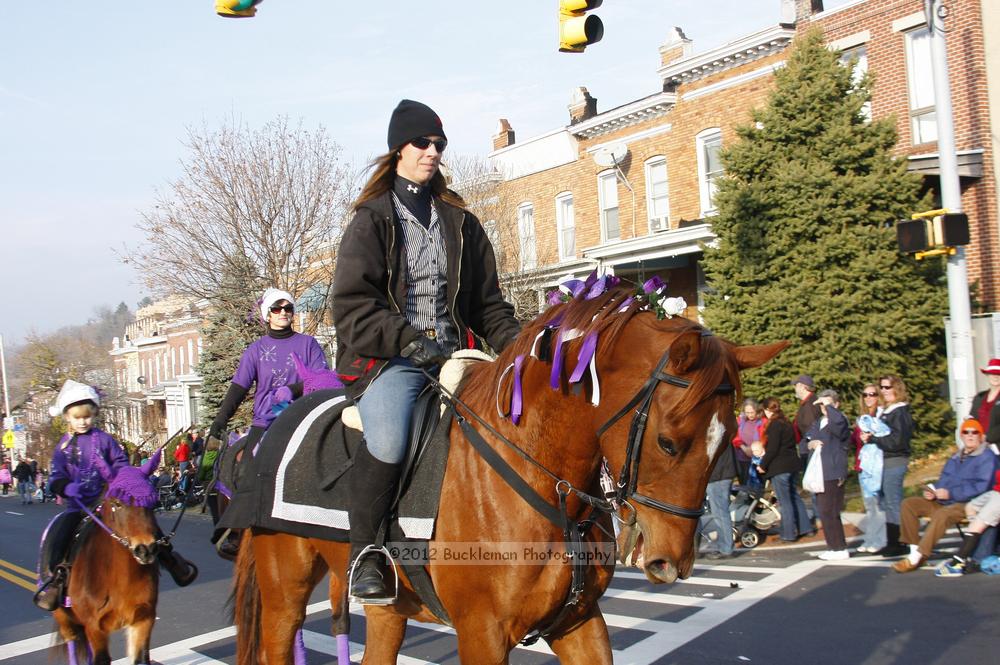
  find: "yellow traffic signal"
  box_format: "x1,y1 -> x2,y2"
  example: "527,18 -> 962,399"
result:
896,209 -> 970,259
559,0 -> 604,53
216,0 -> 262,18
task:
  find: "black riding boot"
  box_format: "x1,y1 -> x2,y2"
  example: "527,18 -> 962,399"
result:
33,566 -> 68,611
347,443 -> 402,603
157,544 -> 199,586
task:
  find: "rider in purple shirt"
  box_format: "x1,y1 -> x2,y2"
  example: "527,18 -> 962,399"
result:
34,381 -> 197,612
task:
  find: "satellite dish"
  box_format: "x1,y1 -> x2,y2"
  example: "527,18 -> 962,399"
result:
592,142 -> 628,168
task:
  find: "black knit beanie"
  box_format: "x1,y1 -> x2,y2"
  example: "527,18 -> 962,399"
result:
387,99 -> 446,151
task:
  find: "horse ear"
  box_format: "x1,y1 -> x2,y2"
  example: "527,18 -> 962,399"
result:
732,340 -> 790,370
140,449 -> 162,476
94,455 -> 115,483
668,331 -> 702,375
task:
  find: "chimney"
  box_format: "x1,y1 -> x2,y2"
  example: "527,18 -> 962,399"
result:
568,87 -> 598,124
659,26 -> 693,67
795,0 -> 824,21
492,119 -> 515,150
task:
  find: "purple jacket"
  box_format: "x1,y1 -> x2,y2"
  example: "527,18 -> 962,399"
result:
49,429 -> 130,509
232,333 -> 328,428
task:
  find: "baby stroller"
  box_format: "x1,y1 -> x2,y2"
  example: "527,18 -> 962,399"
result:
730,480 -> 782,548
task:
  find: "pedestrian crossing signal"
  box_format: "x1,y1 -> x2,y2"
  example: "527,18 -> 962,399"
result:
216,0 -> 262,18
559,0 -> 604,53
897,210 -> 970,259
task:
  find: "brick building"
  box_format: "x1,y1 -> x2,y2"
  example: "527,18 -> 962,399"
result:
109,296 -> 207,447
479,0 -> 999,317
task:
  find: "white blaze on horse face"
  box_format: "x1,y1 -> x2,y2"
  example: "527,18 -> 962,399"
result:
705,413 -> 725,465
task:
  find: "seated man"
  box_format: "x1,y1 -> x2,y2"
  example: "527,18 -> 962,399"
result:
893,419 -> 997,573
936,472 -> 1000,576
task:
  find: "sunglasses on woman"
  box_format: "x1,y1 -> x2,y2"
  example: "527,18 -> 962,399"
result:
269,304 -> 294,314
862,391 -> 878,398
410,136 -> 448,152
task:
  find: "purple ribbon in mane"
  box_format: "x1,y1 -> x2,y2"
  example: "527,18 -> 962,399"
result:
511,355 -> 525,425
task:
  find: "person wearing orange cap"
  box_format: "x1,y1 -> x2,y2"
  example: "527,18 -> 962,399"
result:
969,358 -> 1000,443
892,418 -> 997,572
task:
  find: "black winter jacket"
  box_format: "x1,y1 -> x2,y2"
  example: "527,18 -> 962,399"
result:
969,390 -> 1000,443
332,191 -> 520,400
759,419 -> 801,479
873,402 -> 913,460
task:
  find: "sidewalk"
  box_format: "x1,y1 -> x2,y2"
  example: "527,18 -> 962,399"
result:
755,511 -> 866,551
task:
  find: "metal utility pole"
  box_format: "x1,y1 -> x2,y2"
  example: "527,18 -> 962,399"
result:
0,334 -> 11,425
926,0 -> 975,419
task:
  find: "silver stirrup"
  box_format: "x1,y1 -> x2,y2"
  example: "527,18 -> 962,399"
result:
348,544 -> 399,606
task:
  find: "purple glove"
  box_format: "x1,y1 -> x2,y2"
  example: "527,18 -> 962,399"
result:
63,482 -> 82,499
274,386 -> 293,403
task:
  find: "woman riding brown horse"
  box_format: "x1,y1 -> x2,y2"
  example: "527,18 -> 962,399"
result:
233,285 -> 786,664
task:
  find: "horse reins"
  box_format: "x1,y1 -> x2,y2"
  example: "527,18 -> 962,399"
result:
418,336 -> 735,644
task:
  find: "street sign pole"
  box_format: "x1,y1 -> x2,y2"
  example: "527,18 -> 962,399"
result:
0,333 -> 11,427
927,0 -> 975,420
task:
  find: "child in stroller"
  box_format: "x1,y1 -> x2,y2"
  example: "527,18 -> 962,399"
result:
731,477 -> 783,548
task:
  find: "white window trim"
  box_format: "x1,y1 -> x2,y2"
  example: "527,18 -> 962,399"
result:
597,170 -> 620,242
517,203 -> 537,270
695,128 -> 723,217
644,156 -> 670,232
904,26 -> 937,145
554,191 -> 575,261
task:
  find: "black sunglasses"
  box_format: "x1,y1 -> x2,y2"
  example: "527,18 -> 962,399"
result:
879,385 -> 893,390
961,429 -> 981,435
410,136 -> 448,152
269,304 -> 294,314
862,391 -> 878,398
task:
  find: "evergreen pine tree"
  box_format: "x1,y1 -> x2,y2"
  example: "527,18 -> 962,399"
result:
197,262 -> 266,435
701,28 -> 951,455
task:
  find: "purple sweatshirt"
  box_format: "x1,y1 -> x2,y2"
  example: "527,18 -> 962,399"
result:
232,333 -> 328,428
50,429 -> 130,510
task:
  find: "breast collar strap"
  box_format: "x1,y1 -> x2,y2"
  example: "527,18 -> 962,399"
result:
595,334 -> 735,520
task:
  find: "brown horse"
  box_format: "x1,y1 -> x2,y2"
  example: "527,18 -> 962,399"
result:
52,455 -> 162,665
233,285 -> 786,664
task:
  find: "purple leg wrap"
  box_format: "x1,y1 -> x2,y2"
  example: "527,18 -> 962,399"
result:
337,634 -> 350,664
293,627 -> 307,665
67,640 -> 79,665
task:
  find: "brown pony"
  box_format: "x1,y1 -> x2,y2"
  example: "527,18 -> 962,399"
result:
52,455 -> 162,665
233,286 -> 786,664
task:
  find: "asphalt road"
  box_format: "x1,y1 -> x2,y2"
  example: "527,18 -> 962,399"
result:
1,495 -> 997,664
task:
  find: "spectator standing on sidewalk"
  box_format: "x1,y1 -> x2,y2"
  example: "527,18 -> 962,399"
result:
733,398 -> 766,485
699,438 -> 739,559
892,418 -> 996,572
13,458 -> 34,505
791,375 -> 822,526
173,435 -> 191,477
759,397 -> 813,542
0,462 -> 11,495
854,384 -> 886,553
970,358 -> 1000,442
860,374 -> 912,557
804,390 -> 852,560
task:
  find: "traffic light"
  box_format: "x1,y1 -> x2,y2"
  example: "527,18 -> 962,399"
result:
559,0 -> 604,53
216,0 -> 262,18
896,210 -> 970,259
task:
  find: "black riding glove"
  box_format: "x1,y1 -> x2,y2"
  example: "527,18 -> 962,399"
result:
400,335 -> 447,369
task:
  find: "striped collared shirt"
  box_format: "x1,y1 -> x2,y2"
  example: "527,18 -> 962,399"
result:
391,193 -> 458,353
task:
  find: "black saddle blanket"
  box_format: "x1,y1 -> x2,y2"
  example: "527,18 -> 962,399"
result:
218,389 -> 452,542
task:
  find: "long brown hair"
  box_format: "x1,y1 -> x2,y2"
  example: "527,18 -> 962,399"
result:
878,374 -> 909,404
353,151 -> 466,211
858,383 -> 880,417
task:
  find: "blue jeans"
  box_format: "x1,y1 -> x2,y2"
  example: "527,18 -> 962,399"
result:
861,494 -> 886,550
771,472 -> 812,541
357,359 -> 433,464
881,461 -> 909,525
699,479 -> 734,554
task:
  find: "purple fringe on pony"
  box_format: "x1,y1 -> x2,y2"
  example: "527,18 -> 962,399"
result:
105,466 -> 159,509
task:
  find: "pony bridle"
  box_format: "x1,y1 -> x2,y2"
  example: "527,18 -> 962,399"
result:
595,340 -> 735,520
74,497 -> 161,564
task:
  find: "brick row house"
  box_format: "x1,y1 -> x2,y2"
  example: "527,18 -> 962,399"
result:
109,297 -> 207,447
475,0 -> 999,321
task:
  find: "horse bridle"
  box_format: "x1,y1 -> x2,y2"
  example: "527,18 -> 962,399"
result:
73,497 -> 165,564
595,338 -> 735,520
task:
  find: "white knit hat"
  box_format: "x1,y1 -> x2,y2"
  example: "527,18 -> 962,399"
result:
48,380 -> 101,417
260,287 -> 295,322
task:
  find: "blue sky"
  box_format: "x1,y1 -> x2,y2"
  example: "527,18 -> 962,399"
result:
0,0 -> 845,344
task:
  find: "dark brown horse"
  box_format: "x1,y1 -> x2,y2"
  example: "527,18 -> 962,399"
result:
233,286 -> 786,664
52,455 -> 162,665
